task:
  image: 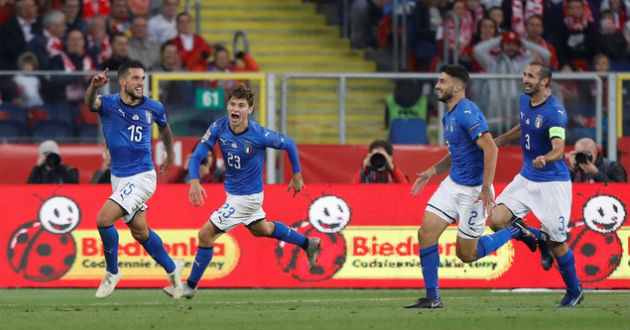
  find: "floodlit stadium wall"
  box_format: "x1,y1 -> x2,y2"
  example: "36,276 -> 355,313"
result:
1,184 -> 628,289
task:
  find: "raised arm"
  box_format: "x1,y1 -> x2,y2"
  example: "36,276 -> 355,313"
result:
85,68 -> 109,111
521,39 -> 552,65
473,37 -> 501,71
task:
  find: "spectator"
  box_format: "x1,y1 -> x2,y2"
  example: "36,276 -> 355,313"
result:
487,6 -> 506,33
0,0 -> 43,70
128,15 -> 160,69
27,140 -> 79,184
167,148 -> 225,184
82,0 -> 109,20
62,0 -> 87,36
409,0 -> 441,71
461,17 -> 498,71
351,140 -> 408,183
91,147 -> 111,183
153,40 -> 193,111
128,0 -> 150,16
47,29 -> 95,103
86,14 -> 111,67
206,45 -> 259,95
437,1 -> 474,59
557,0 -> 598,71
601,0 -> 628,31
100,32 -> 129,70
569,137 -> 628,183
593,52 -> 611,72
12,52 -> 44,107
525,15 -> 559,70
473,31 -> 551,130
0,0 -> 16,26
148,0 -> 178,43
170,12 -> 211,71
597,9 -> 630,62
106,0 -> 130,35
26,9 -> 65,70
350,0 -> 386,48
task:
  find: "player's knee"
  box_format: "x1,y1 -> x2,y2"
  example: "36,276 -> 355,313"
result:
131,227 -> 149,242
488,214 -> 507,232
417,226 -> 432,245
249,228 -> 268,237
456,249 -> 476,263
96,212 -> 113,227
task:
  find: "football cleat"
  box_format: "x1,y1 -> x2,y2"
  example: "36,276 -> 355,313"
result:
163,281 -> 197,299
95,271 -> 122,298
306,237 -> 322,270
556,288 -> 584,307
166,259 -> 185,299
404,297 -> 444,309
511,217 -> 537,252
538,237 -> 554,271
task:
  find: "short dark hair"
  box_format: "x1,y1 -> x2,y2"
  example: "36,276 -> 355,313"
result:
110,32 -> 127,44
160,40 -> 177,54
228,84 -> 254,106
529,61 -> 552,82
369,140 -> 393,156
213,44 -> 229,55
118,60 -> 145,78
176,12 -> 190,23
440,64 -> 469,86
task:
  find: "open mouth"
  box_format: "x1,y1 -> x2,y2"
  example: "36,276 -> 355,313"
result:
230,113 -> 241,120
51,223 -> 72,231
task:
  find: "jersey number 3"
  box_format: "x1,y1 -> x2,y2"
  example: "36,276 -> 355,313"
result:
525,134 -> 531,150
227,153 -> 241,169
127,125 -> 143,142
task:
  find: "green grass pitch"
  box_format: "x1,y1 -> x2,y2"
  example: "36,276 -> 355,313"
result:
0,289 -> 627,330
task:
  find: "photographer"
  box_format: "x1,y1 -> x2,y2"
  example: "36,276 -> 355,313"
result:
90,147 -> 111,184
351,140 -> 408,183
569,137 -> 627,183
27,140 -> 79,184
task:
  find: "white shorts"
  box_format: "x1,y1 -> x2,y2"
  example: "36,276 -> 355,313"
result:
496,174 -> 572,242
426,175 -> 493,239
210,192 -> 266,232
109,170 -> 156,223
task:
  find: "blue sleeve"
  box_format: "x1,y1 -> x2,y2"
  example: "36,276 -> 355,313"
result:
260,127 -> 301,173
546,106 -> 567,128
188,142 -> 210,180
155,101 -> 167,127
460,109 -> 489,141
98,94 -> 111,113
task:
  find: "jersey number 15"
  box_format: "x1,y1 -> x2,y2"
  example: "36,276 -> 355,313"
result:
127,125 -> 143,142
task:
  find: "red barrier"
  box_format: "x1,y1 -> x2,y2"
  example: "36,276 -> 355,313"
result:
1,183 -> 628,288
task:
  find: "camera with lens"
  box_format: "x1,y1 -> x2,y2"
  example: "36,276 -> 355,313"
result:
45,153 -> 61,169
369,153 -> 387,171
575,151 -> 593,165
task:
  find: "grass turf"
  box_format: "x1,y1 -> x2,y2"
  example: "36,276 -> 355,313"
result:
0,289 -> 627,330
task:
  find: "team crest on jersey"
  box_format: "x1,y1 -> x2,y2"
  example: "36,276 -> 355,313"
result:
535,115 -> 543,129
449,119 -> 455,132
525,118 -> 530,125
132,114 -> 139,121
145,110 -> 152,123
244,145 -> 252,153
231,143 -> 237,148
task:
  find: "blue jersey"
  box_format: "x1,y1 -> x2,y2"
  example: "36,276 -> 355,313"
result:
192,117 -> 301,195
519,94 -> 570,182
443,98 -> 490,186
98,94 -> 167,177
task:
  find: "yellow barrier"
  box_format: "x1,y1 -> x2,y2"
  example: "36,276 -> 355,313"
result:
150,72 -> 267,138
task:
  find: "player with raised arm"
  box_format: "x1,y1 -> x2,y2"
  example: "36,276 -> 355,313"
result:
163,84 -> 322,299
491,62 -> 583,307
405,64 -> 537,309
85,61 -> 184,299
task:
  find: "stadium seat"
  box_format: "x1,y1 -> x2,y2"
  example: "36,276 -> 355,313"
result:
32,120 -> 74,142
0,103 -> 28,139
389,118 -> 428,144
31,103 -> 78,124
0,121 -> 27,139
78,124 -> 100,142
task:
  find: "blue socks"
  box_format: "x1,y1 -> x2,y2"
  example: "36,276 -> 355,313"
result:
420,244 -> 440,300
98,226 -> 119,274
187,246 -> 214,289
141,230 -> 176,273
476,227 -> 513,259
557,250 -> 581,295
272,221 -> 308,249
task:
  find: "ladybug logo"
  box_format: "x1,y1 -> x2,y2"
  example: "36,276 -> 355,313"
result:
568,194 -> 626,283
7,195 -> 80,282
276,195 -> 351,282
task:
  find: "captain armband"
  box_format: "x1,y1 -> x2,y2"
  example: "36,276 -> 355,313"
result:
549,126 -> 565,140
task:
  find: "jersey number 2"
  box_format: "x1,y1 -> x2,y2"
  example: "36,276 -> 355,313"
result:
127,125 -> 143,142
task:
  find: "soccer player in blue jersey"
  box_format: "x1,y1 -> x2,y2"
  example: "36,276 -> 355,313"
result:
85,61 -> 184,299
405,65 -> 537,309
491,62 -> 583,307
162,84 -> 322,299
